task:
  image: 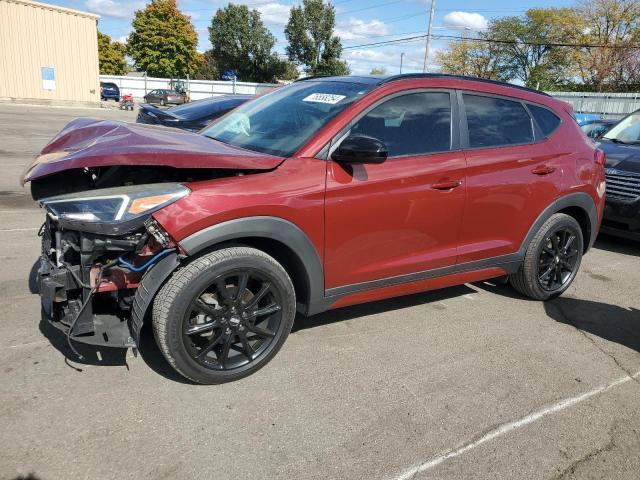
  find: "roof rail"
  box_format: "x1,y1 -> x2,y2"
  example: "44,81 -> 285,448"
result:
293,75 -> 332,82
380,73 -> 551,97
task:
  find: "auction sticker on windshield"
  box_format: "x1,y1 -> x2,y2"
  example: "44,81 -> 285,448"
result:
303,93 -> 346,104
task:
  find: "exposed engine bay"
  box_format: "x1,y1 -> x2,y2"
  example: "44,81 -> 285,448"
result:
39,210 -> 174,353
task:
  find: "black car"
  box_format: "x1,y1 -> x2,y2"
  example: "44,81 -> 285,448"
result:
136,94 -> 252,131
100,82 -> 120,101
581,119 -> 617,139
598,110 -> 640,239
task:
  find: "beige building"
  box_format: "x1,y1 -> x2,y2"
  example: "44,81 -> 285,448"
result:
0,0 -> 100,106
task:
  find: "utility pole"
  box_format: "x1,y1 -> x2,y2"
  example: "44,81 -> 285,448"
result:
422,0 -> 436,73
400,52 -> 405,74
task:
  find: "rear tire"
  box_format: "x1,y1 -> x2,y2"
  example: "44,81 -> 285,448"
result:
509,213 -> 583,301
160,99 -> 166,106
152,247 -> 296,384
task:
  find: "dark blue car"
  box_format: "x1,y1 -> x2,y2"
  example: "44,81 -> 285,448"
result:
100,82 -> 120,101
597,110 -> 640,239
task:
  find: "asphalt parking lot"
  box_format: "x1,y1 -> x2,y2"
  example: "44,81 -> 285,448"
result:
1,103 -> 640,480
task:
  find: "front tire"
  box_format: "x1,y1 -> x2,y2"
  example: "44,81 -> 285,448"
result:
509,213 -> 583,300
160,99 -> 166,106
152,247 -> 296,384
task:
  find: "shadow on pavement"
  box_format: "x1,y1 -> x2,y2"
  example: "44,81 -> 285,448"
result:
594,233 -> 640,256
544,296 -> 640,354
475,277 -> 640,354
38,310 -> 193,384
292,284 -> 476,333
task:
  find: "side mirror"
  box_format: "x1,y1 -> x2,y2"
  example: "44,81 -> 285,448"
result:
332,134 -> 388,164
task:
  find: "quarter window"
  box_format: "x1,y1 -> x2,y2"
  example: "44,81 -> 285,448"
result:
528,104 -> 561,137
463,94 -> 534,148
351,92 -> 452,157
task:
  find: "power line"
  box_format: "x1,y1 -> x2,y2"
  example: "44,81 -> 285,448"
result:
343,33 -> 640,51
339,0 -> 406,15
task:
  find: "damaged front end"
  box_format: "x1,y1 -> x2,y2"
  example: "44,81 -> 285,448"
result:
37,183 -> 188,354
27,118 -> 284,356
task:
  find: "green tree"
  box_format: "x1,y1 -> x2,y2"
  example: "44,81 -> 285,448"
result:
208,4 -> 296,82
127,0 -> 199,78
285,0 -> 350,76
487,8 -> 584,89
192,51 -> 219,80
574,0 -> 640,91
370,67 -> 387,75
97,31 -> 127,75
437,39 -> 510,81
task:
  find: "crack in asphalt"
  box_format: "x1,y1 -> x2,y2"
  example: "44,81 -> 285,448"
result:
548,302 -> 640,387
550,423 -> 617,480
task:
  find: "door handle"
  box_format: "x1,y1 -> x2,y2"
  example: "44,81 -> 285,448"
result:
532,165 -> 556,175
431,180 -> 463,190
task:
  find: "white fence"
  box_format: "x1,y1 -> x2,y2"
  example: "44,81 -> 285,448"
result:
100,76 -> 640,119
548,91 -> 640,119
99,75 -> 278,101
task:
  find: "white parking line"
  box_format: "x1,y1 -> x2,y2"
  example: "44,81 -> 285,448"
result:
388,371 -> 640,480
0,227 -> 39,232
9,340 -> 49,349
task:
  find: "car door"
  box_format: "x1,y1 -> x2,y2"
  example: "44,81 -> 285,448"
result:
456,92 -> 563,263
324,90 -> 467,290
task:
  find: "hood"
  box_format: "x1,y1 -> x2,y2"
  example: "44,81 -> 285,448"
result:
598,139 -> 640,174
22,118 -> 284,184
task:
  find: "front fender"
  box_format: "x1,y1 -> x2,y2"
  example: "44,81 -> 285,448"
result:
179,216 -> 327,316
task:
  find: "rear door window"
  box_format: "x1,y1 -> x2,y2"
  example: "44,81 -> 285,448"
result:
351,92 -> 452,157
528,104 -> 561,137
463,94 -> 534,148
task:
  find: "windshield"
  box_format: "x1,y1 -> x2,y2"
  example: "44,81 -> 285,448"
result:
603,112 -> 640,144
201,80 -> 372,157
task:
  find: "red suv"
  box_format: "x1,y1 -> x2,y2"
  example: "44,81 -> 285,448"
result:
23,74 -> 605,384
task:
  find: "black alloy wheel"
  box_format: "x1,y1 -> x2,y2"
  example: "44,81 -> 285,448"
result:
509,213 -> 583,300
153,247 -> 296,384
183,269 -> 283,371
537,228 -> 580,291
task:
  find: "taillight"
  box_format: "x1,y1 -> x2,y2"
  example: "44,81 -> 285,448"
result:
594,148 -> 606,166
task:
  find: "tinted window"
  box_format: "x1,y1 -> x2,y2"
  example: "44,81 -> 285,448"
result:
203,80 -> 373,157
463,94 -> 534,148
351,92 -> 451,157
528,104 -> 561,137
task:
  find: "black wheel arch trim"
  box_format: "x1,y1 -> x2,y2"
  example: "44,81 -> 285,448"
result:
519,191 -> 598,254
130,251 -> 181,345
178,216 -> 325,316
149,195 -> 596,321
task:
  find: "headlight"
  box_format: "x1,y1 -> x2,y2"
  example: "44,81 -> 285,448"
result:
40,183 -> 189,224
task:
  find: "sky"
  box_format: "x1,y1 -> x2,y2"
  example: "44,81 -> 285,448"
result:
51,0 -> 575,75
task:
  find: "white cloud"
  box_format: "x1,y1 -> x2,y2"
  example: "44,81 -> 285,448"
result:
443,11 -> 488,31
85,0 -> 145,19
342,44 -> 443,75
336,18 -> 390,41
256,3 -> 291,26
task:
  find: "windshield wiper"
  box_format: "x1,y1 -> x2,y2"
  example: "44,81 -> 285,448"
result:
606,138 -> 628,144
